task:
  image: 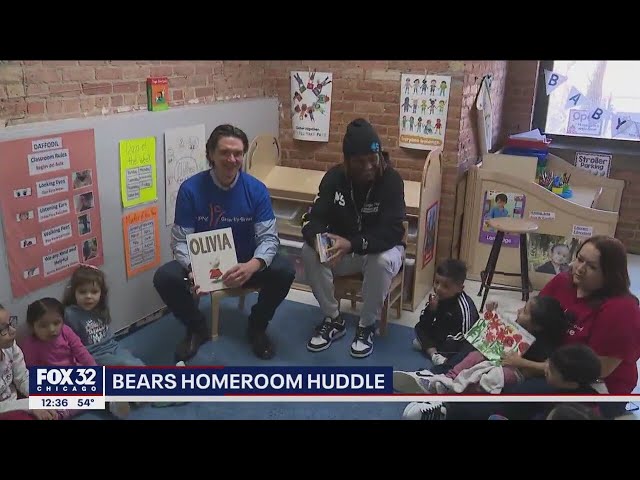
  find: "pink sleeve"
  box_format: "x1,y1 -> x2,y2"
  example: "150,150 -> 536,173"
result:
589,299 -> 640,361
64,325 -> 97,366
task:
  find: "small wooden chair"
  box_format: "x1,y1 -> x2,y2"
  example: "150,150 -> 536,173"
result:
210,287 -> 260,340
333,221 -> 409,336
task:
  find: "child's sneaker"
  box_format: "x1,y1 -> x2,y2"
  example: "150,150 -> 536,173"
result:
402,401 -> 447,420
431,353 -> 447,365
393,369 -> 434,393
108,402 -> 131,419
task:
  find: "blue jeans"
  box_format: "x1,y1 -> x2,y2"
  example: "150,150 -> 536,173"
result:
93,343 -> 145,367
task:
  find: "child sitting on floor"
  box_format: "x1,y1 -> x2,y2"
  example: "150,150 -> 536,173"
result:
401,343 -> 604,420
413,259 -> 479,365
19,297 -> 97,420
395,295 -> 569,394
17,297 -> 140,420
0,303 -> 58,420
63,265 -> 184,413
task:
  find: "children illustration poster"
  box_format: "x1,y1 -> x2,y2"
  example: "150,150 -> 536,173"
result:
122,205 -> 161,279
164,124 -> 207,225
399,73 -> 452,150
187,227 -> 238,293
478,190 -> 526,248
0,129 -> 104,298
120,136 -> 157,208
422,201 -> 438,268
291,71 -> 333,142
527,233 -> 580,275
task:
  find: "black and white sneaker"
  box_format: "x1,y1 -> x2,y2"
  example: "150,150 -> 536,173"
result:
307,315 -> 346,352
402,402 -> 447,420
350,325 -> 375,358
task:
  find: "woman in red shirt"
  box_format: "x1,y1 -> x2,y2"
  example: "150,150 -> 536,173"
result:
417,235 -> 640,420
534,235 -> 640,396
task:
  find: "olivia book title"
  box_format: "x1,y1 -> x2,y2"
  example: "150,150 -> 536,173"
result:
186,227 -> 238,292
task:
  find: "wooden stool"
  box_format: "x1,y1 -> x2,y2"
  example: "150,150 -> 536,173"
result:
477,217 -> 539,312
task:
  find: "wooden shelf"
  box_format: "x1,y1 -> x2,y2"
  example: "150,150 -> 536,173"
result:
277,220 -> 303,238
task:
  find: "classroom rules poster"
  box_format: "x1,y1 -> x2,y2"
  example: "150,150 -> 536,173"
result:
0,129 -> 104,298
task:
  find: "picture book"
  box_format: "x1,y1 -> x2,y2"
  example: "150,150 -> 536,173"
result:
316,232 -> 333,263
186,227 -> 238,293
463,309 -> 536,363
147,77 -> 169,111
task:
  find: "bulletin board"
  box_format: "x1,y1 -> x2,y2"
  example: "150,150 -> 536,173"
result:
0,97 -> 279,333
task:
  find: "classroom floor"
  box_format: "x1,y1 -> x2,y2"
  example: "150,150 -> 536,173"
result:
285,253 -> 640,420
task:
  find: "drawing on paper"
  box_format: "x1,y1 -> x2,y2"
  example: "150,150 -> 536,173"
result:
165,124 -> 208,225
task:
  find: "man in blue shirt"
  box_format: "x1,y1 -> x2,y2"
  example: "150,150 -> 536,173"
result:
153,124 -> 295,362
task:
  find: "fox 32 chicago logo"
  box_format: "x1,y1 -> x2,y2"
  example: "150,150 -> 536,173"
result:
29,366 -> 104,394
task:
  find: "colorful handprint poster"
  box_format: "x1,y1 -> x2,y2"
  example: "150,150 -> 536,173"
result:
291,71 -> 333,142
399,73 -> 451,150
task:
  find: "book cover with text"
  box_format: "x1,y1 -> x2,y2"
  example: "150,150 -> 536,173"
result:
187,227 -> 238,292
147,77 -> 169,111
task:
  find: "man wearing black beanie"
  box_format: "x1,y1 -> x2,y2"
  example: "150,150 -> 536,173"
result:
301,118 -> 406,358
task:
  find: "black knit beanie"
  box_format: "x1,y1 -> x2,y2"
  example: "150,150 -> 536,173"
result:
342,118 -> 381,157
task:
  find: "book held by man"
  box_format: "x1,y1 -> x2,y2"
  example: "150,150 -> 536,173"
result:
316,233 -> 333,263
463,309 -> 536,362
186,227 -> 238,292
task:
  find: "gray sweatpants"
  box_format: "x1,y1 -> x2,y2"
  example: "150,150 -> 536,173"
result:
301,242 -> 404,327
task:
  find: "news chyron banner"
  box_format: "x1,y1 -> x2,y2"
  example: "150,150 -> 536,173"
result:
29,366 -> 394,409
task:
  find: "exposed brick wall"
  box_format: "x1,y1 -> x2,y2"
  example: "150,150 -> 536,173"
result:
499,61 -> 540,142
0,61 -> 265,126
260,61 -> 465,182
0,60 -> 513,263
459,62 -> 507,165
613,168 -> 640,253
260,61 -> 479,267
446,62 -> 508,261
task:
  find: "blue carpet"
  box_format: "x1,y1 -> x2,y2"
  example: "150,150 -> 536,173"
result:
77,294 -> 428,420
